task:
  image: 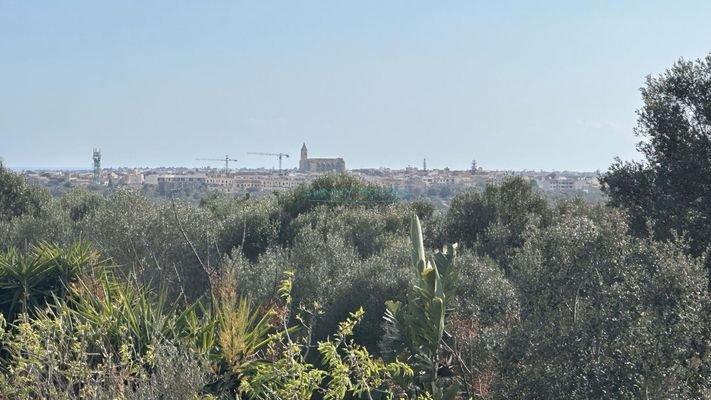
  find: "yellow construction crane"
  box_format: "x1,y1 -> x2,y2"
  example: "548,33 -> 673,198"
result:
196,155 -> 238,175
247,152 -> 290,173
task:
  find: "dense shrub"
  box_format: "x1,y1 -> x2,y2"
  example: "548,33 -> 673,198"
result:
201,194 -> 281,262
0,201 -> 75,250
83,188 -> 218,300
60,187 -> 105,222
450,250 -> 519,398
493,209 -> 710,399
289,205 -> 410,259
0,164 -> 49,222
443,177 -> 552,270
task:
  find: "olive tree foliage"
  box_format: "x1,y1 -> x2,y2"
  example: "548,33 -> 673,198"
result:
82,188 -> 219,300
0,188 -> 106,250
449,249 -> 519,398
59,187 -> 105,222
0,164 -> 49,222
199,193 -> 281,262
492,206 -> 710,399
227,245 -> 290,304
229,206 -> 413,350
298,205 -> 412,338
0,180 -> 406,306
292,224 -> 411,348
276,173 -> 399,246
0,187 -> 220,300
601,53 -> 711,260
278,173 -> 398,217
442,177 -> 551,270
289,204 -> 411,259
0,201 -> 75,250
0,166 -> 60,249
224,202 -> 413,344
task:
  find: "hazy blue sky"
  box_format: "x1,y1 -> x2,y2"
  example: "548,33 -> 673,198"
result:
1,1 -> 710,171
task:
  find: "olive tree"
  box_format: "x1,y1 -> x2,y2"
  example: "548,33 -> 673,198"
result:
601,53 -> 711,261
493,208 -> 710,399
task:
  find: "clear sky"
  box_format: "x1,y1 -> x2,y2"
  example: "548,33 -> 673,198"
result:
1,1 -> 710,171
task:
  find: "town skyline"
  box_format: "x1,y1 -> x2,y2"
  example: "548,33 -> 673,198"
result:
4,2 -> 711,172
2,143 -> 604,174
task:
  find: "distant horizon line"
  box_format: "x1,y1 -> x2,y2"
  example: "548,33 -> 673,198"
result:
6,164 -> 602,174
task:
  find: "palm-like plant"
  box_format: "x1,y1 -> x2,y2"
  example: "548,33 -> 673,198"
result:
380,215 -> 459,400
205,261 -> 280,395
216,296 -> 275,374
64,273 -> 215,361
0,242 -> 105,320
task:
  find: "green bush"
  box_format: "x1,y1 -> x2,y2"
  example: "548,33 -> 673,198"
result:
60,187 -> 105,222
0,164 -> 49,222
449,250 -> 519,398
443,177 -> 551,269
0,199 -> 75,251
83,188 -> 218,300
493,209 -> 710,399
239,277 -> 413,400
212,197 -> 280,262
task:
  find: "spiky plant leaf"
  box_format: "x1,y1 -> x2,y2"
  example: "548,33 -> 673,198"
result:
380,214 -> 461,399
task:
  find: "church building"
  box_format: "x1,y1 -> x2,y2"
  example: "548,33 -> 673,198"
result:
299,143 -> 346,173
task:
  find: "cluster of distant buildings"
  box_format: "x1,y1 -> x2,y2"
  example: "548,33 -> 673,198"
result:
19,143 -> 602,197
149,143 -> 346,195
355,168 -> 600,197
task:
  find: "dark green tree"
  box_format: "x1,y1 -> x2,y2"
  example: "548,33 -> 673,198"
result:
601,53 -> 711,259
279,173 -> 397,218
200,194 -> 281,262
493,207 -> 710,399
276,173 -> 398,245
409,200 -> 434,221
0,164 -> 49,221
60,187 -> 104,222
443,177 -> 551,269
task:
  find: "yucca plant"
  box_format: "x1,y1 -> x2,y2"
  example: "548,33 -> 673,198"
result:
0,241 -> 106,320
216,296 -> 274,375
64,273 -> 214,361
380,214 -> 459,400
204,259 -> 281,395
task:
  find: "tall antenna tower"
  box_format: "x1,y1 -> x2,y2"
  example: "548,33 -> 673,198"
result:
93,148 -> 101,184
423,158 -> 427,172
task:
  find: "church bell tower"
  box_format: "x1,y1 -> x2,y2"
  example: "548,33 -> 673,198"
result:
299,143 -> 308,172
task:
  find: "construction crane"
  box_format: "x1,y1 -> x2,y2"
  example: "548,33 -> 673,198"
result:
247,152 -> 290,173
196,155 -> 238,175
